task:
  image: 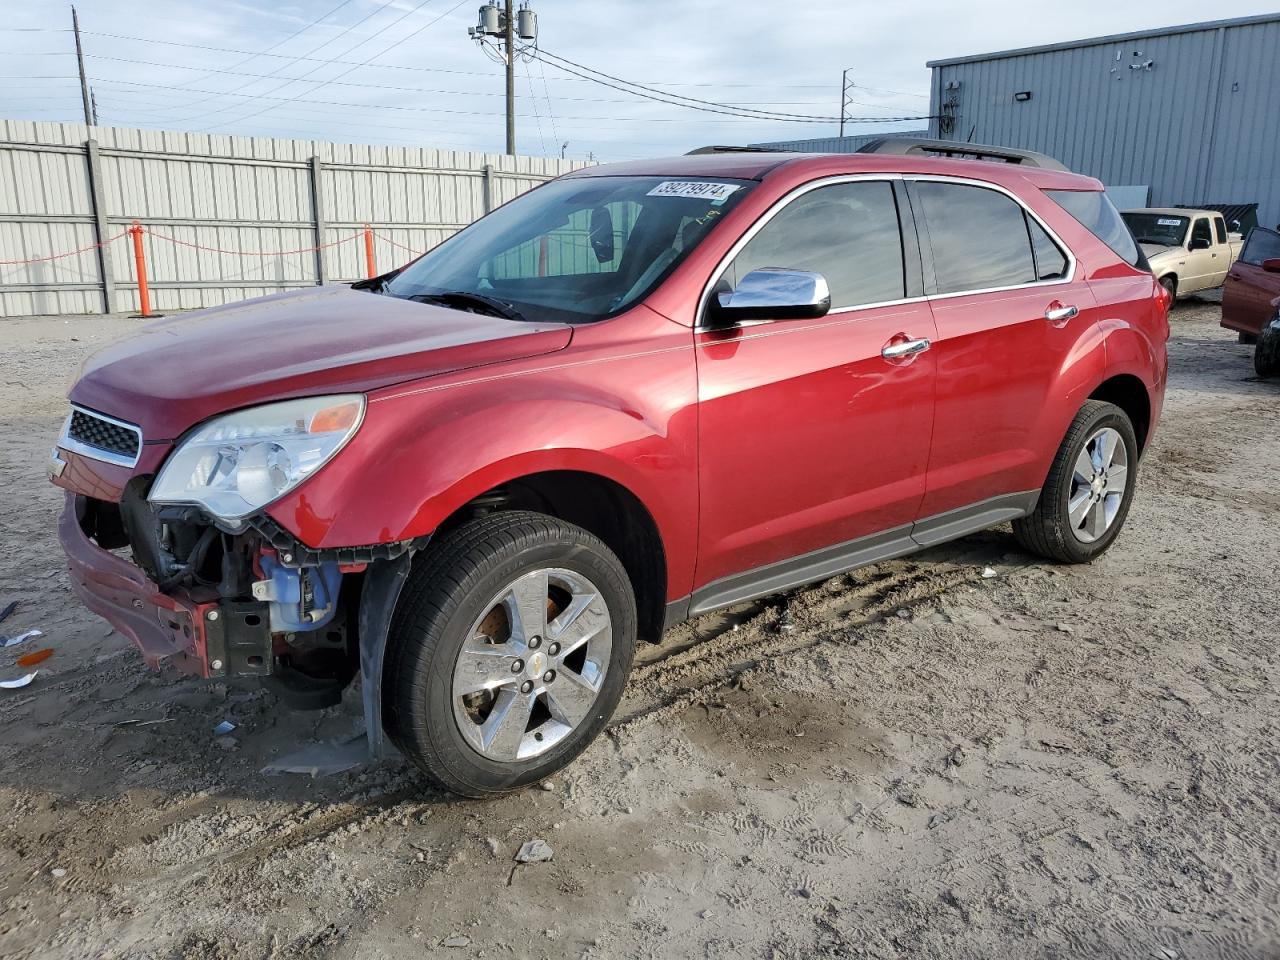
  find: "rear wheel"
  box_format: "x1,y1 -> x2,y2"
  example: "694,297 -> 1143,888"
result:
385,512 -> 637,797
1013,400 -> 1139,563
1255,318 -> 1280,378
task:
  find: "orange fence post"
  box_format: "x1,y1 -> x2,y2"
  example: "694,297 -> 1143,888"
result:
364,224 -> 376,279
129,220 -> 151,317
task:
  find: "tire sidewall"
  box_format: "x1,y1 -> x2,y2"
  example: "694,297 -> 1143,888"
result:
1053,407 -> 1139,562
400,532 -> 636,795
1255,318 -> 1280,378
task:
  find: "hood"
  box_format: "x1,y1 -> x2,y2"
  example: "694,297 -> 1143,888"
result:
70,286 -> 573,441
1141,243 -> 1181,264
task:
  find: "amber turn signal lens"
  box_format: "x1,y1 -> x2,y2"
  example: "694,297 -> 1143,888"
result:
16,648 -> 53,668
309,401 -> 361,434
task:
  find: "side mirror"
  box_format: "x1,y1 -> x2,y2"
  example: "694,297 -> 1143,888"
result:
708,268 -> 831,325
588,206 -> 615,264
1262,258 -> 1280,274
1189,236 -> 1211,251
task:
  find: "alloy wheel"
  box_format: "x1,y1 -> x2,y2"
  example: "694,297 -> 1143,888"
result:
451,567 -> 612,761
1067,426 -> 1129,543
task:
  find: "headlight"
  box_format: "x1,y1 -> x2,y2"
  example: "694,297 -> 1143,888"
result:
149,395 -> 365,523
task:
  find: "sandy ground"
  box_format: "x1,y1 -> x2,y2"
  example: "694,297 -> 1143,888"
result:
0,299 -> 1276,960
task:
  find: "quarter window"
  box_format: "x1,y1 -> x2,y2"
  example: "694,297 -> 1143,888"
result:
1214,217 -> 1228,244
914,182 -> 1040,294
1027,216 -> 1069,281
724,180 -> 906,310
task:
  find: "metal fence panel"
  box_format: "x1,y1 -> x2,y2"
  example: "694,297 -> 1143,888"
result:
0,119 -> 586,317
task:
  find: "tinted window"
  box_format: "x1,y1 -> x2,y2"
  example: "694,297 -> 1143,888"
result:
915,182 -> 1035,294
1048,190 -> 1142,267
725,181 -> 905,309
1191,218 -> 1212,246
1240,227 -> 1280,266
1214,217 -> 1227,244
1027,216 -> 1069,281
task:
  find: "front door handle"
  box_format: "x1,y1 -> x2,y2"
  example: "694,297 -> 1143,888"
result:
881,337 -> 931,360
1045,303 -> 1079,323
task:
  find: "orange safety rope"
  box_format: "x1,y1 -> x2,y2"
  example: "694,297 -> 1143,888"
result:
143,228 -> 364,256
0,229 -> 129,265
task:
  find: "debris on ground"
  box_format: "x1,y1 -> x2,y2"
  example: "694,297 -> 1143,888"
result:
442,935 -> 472,948
514,839 -> 554,863
0,600 -> 16,623
981,567 -> 998,579
15,648 -> 52,668
0,628 -> 41,648
261,735 -> 369,777
212,719 -> 237,735
0,671 -> 37,689
113,717 -> 172,728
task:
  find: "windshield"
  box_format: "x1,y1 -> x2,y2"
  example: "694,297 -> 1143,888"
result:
383,175 -> 755,322
1121,212 -> 1190,247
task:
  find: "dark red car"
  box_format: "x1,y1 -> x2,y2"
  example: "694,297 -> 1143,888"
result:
1221,226 -> 1280,377
52,142 -> 1169,796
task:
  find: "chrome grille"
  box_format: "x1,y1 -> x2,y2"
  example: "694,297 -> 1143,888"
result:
62,407 -> 142,466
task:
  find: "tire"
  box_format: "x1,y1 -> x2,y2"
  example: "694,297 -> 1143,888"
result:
1013,400 -> 1139,564
1255,318 -> 1280,378
384,511 -> 637,797
1159,275 -> 1177,303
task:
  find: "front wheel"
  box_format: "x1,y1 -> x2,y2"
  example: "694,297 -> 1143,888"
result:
1013,400 -> 1139,563
384,512 -> 637,797
1254,318 -> 1280,378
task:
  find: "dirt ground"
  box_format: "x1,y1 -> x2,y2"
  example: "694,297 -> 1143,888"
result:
0,299 -> 1276,960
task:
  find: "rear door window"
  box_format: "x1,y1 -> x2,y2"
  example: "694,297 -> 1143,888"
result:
913,181 -> 1038,294
1240,227 -> 1280,265
725,180 -> 906,310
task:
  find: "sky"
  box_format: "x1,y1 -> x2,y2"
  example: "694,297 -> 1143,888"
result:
1,0 -> 1276,162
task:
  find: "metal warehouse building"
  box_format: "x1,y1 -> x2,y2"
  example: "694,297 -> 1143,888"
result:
925,13 -> 1280,227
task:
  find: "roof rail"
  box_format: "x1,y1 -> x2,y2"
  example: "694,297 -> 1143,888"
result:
855,137 -> 1070,172
684,144 -> 794,155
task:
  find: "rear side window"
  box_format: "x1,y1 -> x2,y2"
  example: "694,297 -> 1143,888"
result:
1214,217 -> 1228,244
726,180 -> 906,309
914,182 -> 1036,294
1240,227 -> 1280,265
1047,189 -> 1142,268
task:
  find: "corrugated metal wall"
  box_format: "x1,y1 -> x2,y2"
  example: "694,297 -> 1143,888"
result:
926,16 -> 1280,228
0,120 -> 586,318
749,130 -> 929,153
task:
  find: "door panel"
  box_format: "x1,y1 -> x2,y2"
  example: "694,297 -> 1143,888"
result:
695,304 -> 937,586
1184,218 -> 1216,291
919,283 -> 1099,517
693,177 -> 936,590
1223,229 -> 1280,336
908,177 -> 1097,519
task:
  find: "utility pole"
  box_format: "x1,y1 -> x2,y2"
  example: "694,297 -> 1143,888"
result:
71,5 -> 93,127
838,69 -> 854,138
469,2 -> 538,156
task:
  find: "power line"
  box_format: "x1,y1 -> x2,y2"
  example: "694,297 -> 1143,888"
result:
202,0 -> 472,130
531,50 -> 933,124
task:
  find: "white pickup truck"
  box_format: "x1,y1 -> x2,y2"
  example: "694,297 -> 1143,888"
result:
1121,208 -> 1244,299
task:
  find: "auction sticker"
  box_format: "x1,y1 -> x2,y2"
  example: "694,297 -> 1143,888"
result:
647,181 -> 741,203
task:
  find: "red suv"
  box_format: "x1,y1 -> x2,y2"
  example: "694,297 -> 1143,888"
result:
52,140 -> 1168,796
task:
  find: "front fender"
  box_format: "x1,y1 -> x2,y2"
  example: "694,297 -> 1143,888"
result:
266,319 -> 699,596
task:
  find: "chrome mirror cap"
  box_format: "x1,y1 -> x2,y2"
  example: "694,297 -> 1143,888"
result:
710,268 -> 831,324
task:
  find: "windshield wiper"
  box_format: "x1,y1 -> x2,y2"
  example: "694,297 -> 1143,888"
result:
408,290 -> 527,322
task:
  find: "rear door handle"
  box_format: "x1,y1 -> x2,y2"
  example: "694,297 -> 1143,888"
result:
1045,304 -> 1078,323
881,337 -> 931,359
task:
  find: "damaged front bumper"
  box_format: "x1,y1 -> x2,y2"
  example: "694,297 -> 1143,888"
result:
59,492 -> 273,678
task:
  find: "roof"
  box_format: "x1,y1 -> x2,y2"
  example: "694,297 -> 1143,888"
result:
568,152 -> 1100,192
927,12 -> 1280,67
